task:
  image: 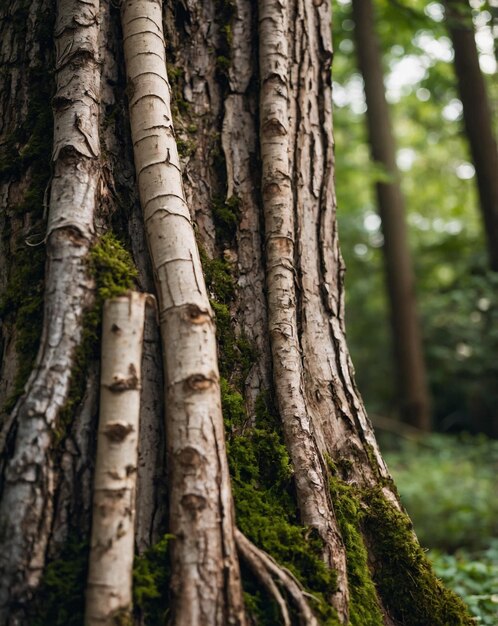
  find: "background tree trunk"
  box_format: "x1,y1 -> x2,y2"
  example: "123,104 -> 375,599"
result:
0,0 -> 473,625
444,0 -> 498,272
351,0 -> 432,431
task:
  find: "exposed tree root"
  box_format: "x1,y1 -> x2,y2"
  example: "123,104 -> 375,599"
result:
235,529 -> 319,626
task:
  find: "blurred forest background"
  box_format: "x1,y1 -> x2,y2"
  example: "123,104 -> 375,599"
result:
332,0 -> 498,622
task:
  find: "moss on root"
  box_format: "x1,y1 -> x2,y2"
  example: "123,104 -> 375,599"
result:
363,488 -> 474,626
228,393 -> 340,625
328,459 -> 473,626
328,467 -> 385,626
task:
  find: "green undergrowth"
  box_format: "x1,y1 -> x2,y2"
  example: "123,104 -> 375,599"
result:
55,232 -> 137,442
132,534 -> 173,625
31,535 -> 89,626
430,541 -> 498,626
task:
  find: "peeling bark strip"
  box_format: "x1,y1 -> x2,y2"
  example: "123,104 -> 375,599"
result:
258,0 -> 349,617
120,2 -> 246,624
0,0 -> 100,620
85,292 -> 146,626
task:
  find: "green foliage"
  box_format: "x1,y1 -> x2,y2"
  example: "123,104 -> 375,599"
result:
133,535 -> 173,625
31,536 -> 88,626
363,488 -> 473,626
332,0 -> 497,432
384,434 -> 498,552
431,542 -> 498,626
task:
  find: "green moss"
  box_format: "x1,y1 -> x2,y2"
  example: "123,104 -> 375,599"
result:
199,246 -> 256,389
0,242 -> 45,414
228,393 -> 339,625
55,233 -> 138,442
328,470 -> 384,626
363,488 -> 474,626
133,534 -> 173,625
201,250 -> 235,302
176,137 -> 196,158
327,461 -> 472,625
211,194 -> 240,244
31,535 -> 88,626
214,0 -> 236,79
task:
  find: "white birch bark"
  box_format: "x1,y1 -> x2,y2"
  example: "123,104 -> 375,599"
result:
120,2 -> 245,623
85,292 -> 146,626
258,0 -> 349,616
0,0 -> 100,619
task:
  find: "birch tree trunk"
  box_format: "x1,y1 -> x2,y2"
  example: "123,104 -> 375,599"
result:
85,292 -> 146,626
0,0 -> 474,625
121,2 -> 245,623
0,0 -> 100,618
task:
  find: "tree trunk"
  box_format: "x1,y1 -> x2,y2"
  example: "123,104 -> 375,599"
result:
85,292 -> 147,626
444,0 -> 498,272
0,0 -> 473,625
351,0 -> 432,431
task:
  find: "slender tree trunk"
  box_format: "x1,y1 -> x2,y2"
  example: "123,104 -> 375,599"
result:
121,2 -> 245,623
444,0 -> 498,271
351,0 -> 431,431
85,292 -> 146,625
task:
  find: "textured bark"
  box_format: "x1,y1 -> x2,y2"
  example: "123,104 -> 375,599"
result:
258,0 -> 348,617
0,1 -> 474,625
120,1 -> 245,623
85,292 -> 146,626
0,0 -> 100,619
444,0 -> 498,272
222,0 -> 271,411
351,0 -> 431,431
